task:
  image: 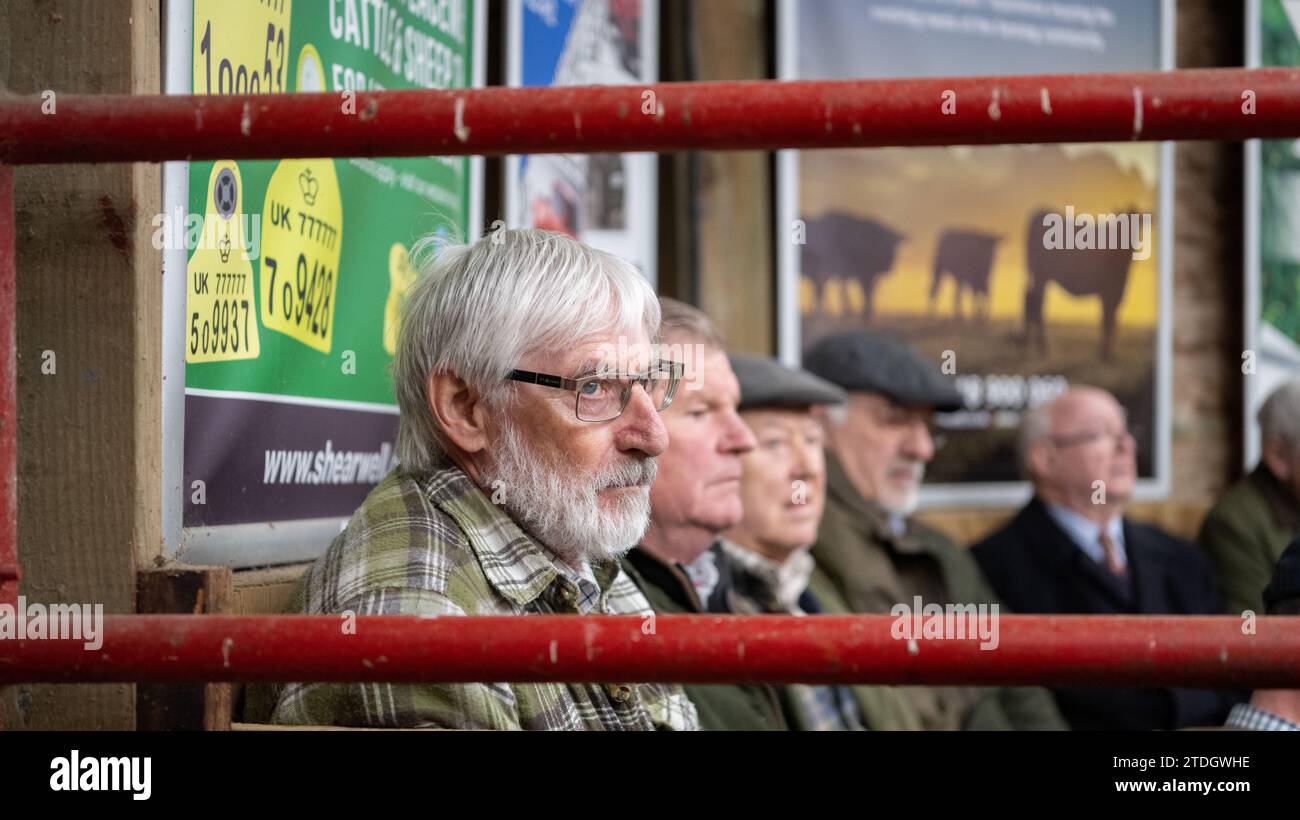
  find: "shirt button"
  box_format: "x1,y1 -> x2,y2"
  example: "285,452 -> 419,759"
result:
557,586 -> 576,605
606,683 -> 633,704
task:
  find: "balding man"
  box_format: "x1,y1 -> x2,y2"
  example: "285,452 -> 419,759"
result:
972,386 -> 1236,731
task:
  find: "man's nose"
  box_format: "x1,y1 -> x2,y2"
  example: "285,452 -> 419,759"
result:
790,439 -> 818,482
720,409 -> 757,455
615,385 -> 669,457
901,419 -> 934,463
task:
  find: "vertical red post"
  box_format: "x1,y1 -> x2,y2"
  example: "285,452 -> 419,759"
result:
0,163 -> 17,613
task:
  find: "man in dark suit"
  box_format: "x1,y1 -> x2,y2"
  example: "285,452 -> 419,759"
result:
972,386 -> 1238,731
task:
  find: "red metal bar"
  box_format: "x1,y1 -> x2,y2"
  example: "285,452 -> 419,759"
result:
2,68 -> 1299,165
1,614 -> 1297,688
0,163 -> 16,614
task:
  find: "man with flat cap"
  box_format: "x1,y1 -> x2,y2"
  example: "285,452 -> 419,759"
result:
722,353 -> 925,730
803,330 -> 1066,731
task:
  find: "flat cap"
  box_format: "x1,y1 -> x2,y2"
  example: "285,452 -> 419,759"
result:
802,330 -> 963,412
729,353 -> 847,410
1263,535 -> 1300,614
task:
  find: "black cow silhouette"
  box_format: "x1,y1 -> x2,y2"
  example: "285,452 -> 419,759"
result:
1023,206 -> 1138,361
800,212 -> 906,318
930,229 -> 1001,321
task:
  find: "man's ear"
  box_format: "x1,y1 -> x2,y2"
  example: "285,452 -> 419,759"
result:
1262,436 -> 1293,482
427,371 -> 490,454
1025,441 -> 1052,484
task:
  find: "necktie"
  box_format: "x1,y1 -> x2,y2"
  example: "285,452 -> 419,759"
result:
1098,531 -> 1125,576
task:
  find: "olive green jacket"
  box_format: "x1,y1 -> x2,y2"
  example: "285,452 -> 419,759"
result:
810,452 -> 1068,731
620,545 -> 789,731
1198,466 -> 1300,615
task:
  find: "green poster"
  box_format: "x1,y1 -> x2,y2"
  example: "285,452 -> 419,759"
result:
1248,0 -> 1300,470
1260,0 -> 1300,342
182,0 -> 479,533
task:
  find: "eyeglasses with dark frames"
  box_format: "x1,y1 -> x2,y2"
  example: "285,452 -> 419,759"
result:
507,360 -> 685,422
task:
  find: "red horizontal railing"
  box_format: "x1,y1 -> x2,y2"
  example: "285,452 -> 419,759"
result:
4,70 -> 1300,703
2,67 -> 1300,165
1,614 -> 1297,687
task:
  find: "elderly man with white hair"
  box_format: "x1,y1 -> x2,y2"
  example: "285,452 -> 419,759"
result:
253,228 -> 697,730
972,385 -> 1236,731
1199,379 -> 1300,615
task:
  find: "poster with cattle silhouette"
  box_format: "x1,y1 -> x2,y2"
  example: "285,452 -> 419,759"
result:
777,0 -> 1173,502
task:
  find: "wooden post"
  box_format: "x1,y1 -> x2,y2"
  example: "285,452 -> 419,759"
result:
689,0 -> 774,354
0,0 -> 162,730
136,567 -> 233,731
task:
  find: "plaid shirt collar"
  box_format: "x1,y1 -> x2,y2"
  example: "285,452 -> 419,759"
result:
717,539 -> 864,730
423,463 -> 618,613
1226,702 -> 1300,731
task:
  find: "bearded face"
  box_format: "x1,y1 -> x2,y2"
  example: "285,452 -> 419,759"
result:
483,407 -> 658,567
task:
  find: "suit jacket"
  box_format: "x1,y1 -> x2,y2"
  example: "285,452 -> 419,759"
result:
971,497 -> 1241,731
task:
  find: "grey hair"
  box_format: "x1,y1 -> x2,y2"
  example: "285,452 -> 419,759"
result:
1017,401 -> 1056,480
1258,379 -> 1300,453
391,228 -> 661,474
658,297 -> 726,348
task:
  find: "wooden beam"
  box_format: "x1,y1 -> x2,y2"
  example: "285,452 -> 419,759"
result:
690,0 -> 774,354
0,0 -> 161,730
136,566 -> 233,731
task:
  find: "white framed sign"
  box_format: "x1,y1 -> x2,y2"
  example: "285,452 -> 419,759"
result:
777,0 -> 1176,507
505,0 -> 658,283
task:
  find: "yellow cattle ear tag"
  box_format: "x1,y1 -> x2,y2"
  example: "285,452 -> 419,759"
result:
383,242 -> 417,356
259,158 -> 344,354
186,161 -> 261,363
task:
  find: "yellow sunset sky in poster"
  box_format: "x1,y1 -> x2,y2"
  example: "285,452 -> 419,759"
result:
800,143 -> 1160,327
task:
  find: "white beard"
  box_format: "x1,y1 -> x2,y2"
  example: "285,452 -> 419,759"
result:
483,418 -> 657,567
882,461 -> 925,517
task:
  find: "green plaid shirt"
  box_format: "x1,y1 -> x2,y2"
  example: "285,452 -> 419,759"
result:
261,462 -> 698,731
